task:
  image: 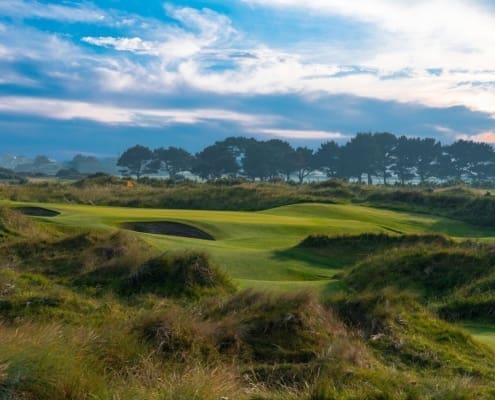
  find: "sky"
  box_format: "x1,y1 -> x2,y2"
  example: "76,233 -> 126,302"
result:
1,0 -> 495,159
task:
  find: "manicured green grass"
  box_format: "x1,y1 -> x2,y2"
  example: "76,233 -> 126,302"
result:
463,323 -> 495,348
6,200 -> 495,292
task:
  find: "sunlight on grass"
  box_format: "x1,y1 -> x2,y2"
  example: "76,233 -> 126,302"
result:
7,200 -> 495,290
462,323 -> 495,349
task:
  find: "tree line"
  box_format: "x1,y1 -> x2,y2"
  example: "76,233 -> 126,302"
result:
117,133 -> 495,184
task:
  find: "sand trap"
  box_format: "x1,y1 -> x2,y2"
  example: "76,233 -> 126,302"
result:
15,207 -> 60,217
122,221 -> 215,241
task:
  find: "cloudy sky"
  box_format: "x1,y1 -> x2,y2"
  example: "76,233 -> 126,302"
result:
1,0 -> 495,158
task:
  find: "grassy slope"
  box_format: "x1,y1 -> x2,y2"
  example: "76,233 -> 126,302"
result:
6,201 -> 495,292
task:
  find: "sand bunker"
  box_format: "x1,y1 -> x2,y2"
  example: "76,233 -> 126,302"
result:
15,207 -> 60,217
122,221 -> 215,241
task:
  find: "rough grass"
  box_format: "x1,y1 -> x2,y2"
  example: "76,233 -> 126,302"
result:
136,290 -> 350,365
0,323 -> 109,400
296,232 -> 454,268
344,244 -> 495,298
366,186 -> 495,227
1,179 -> 339,211
0,230 -> 154,283
0,207 -> 54,240
206,290 -> 350,363
124,251 -> 236,298
0,269 -> 97,322
5,178 -> 495,229
329,290 -> 495,388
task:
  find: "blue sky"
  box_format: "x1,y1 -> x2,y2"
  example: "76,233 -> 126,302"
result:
1,0 -> 495,158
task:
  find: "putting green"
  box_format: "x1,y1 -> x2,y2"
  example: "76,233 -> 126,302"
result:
7,200 -> 495,292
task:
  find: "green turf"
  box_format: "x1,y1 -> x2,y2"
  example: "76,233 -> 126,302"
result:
6,200 -> 495,292
462,323 -> 495,348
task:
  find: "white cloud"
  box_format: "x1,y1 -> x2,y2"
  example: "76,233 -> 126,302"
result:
80,1 -> 495,118
0,0 -> 108,23
0,45 -> 12,60
242,0 -> 495,64
228,0 -> 495,116
0,71 -> 39,87
0,23 -> 87,63
3,1 -> 495,128
0,96 -> 275,128
243,0 -> 495,72
164,4 -> 237,44
82,35 -> 202,60
255,129 -> 345,140
82,4 -> 238,60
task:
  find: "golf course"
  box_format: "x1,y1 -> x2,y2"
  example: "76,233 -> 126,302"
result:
4,190 -> 495,399
8,199 -> 495,346
8,200 -> 495,291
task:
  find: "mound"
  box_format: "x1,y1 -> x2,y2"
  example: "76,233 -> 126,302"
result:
14,206 -> 60,217
0,207 -> 48,238
2,230 -> 154,281
437,274 -> 495,322
209,290 -> 348,363
125,251 -> 234,297
122,221 -> 215,240
330,290 -> 495,375
0,269 -> 97,322
292,233 -> 453,268
74,173 -> 124,188
299,233 -> 452,250
137,290 -> 352,365
345,246 -> 495,298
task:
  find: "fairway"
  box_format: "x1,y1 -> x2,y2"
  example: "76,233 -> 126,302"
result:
7,200 -> 495,291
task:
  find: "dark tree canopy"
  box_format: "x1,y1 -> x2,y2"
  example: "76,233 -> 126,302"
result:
192,142 -> 239,179
292,147 -> 314,183
392,136 -> 417,185
117,145 -> 157,179
242,139 -> 294,181
116,133 -> 495,185
243,140 -> 275,181
373,132 -> 397,185
154,147 -> 194,179
446,140 -> 495,181
342,134 -> 378,184
69,154 -> 103,174
313,141 -> 340,178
